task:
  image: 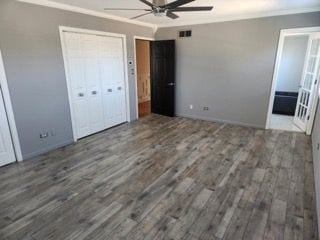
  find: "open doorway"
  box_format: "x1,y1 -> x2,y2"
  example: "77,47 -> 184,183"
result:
135,38 -> 152,118
135,37 -> 176,119
266,28 -> 320,134
271,35 -> 308,132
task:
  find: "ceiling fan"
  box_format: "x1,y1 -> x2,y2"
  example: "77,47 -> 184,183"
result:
104,0 -> 214,20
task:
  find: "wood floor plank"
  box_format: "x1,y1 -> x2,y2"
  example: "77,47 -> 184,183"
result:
0,114 -> 317,240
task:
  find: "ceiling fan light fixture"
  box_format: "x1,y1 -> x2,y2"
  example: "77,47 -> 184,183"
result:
105,0 -> 213,20
153,8 -> 167,17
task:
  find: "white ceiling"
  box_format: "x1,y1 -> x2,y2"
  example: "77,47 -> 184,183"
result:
31,0 -> 320,27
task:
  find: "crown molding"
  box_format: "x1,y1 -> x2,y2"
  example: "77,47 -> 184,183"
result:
16,0 -> 320,31
18,0 -> 157,30
156,7 -> 320,28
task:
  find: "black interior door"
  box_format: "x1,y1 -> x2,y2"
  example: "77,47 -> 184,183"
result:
151,40 -> 175,117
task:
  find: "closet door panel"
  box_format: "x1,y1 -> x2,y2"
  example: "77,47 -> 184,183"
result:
99,58 -> 114,128
67,57 -> 90,138
84,57 -> 104,133
64,32 -> 127,139
98,36 -> 127,127
113,58 -> 126,124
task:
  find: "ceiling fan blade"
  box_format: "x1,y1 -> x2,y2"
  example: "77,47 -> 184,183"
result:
166,11 -> 179,19
104,8 -> 152,11
139,0 -> 155,8
165,0 -> 195,9
131,12 -> 153,19
172,6 -> 213,12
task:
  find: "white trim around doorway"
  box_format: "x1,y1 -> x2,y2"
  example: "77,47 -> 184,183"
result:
0,50 -> 23,161
59,26 -> 130,141
133,36 -> 154,119
265,26 -> 320,135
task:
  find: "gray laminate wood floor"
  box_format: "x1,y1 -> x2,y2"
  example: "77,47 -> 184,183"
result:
0,115 -> 318,240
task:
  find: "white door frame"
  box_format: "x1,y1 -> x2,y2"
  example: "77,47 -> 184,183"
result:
133,36 -> 154,119
308,68 -> 320,135
265,26 -> 320,135
0,50 -> 23,161
59,26 -> 130,142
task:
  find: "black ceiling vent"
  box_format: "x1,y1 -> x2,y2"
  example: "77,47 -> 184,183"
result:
179,30 -> 192,38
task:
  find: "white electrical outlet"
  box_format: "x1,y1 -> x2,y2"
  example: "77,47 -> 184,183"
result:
40,132 -> 49,139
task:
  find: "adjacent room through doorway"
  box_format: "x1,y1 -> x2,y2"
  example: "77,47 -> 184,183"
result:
267,29 -> 320,134
135,38 -> 176,119
271,35 -> 309,132
136,39 -> 151,118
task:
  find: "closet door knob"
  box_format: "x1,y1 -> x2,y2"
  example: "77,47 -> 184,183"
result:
92,90 -> 97,95
78,93 -> 84,97
108,89 -> 113,92
117,87 -> 122,90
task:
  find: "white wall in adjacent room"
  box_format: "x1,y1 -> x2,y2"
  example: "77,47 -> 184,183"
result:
276,35 -> 309,92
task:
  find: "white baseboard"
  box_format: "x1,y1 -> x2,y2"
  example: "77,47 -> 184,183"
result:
176,112 -> 265,129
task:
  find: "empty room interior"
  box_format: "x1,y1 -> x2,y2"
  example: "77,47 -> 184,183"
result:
1,0 -> 320,239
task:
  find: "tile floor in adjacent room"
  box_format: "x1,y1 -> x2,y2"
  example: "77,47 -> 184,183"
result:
270,114 -> 303,132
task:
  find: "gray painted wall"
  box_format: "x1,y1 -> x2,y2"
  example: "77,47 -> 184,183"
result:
156,12 -> 320,128
276,35 -> 309,92
1,1 -> 320,159
0,0 -> 154,159
312,101 -> 320,240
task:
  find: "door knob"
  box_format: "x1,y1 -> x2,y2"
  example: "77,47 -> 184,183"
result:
108,89 -> 113,92
78,93 -> 84,97
167,82 -> 175,86
118,87 -> 122,90
92,90 -> 98,95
